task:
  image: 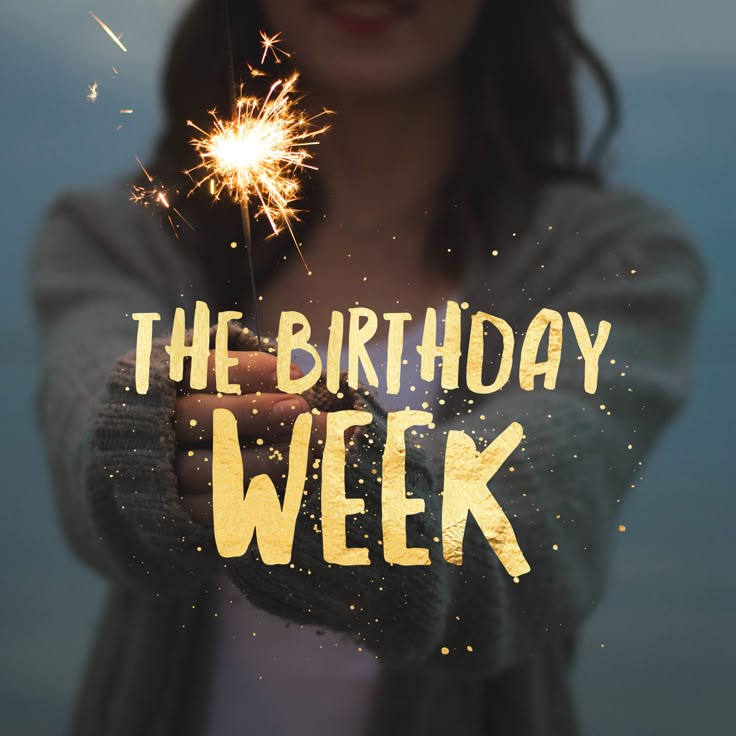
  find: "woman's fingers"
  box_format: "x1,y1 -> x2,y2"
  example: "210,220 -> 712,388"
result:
180,350 -> 303,394
175,412 -> 328,492
176,442 -> 291,496
175,410 -> 332,526
180,494 -> 214,526
175,392 -> 309,443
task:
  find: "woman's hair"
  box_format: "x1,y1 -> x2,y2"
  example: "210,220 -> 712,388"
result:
149,0 -> 620,310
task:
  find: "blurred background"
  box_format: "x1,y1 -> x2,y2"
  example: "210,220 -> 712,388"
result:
0,1 -> 733,734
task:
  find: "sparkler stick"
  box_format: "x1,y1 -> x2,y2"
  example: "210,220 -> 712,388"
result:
223,0 -> 262,347
185,0 -> 330,348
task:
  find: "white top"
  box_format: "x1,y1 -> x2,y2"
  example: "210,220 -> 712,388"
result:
206,316 -> 445,735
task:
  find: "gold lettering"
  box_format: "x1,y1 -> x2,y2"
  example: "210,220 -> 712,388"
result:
568,312 -> 611,394
325,310 -> 344,394
276,311 -> 322,393
215,310 -> 243,395
443,422 -> 530,577
166,301 -> 210,389
131,312 -> 161,394
519,308 -> 563,391
347,307 -> 379,390
383,312 -> 412,395
383,410 -> 433,565
466,311 -> 515,394
212,408 -> 311,562
417,301 -> 462,389
321,410 -> 373,565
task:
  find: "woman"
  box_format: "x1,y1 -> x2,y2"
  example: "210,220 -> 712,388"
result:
30,1 -> 706,734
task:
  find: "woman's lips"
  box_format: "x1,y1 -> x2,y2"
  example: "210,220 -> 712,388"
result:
317,1 -> 414,37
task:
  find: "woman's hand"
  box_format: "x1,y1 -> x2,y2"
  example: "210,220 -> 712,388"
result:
173,350 -> 325,525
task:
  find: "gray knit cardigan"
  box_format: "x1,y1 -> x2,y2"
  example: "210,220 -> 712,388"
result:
30,180 -> 707,736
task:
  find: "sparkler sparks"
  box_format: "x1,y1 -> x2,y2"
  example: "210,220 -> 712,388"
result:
86,82 -> 99,103
187,72 -> 330,266
131,157 -> 194,238
89,11 -> 128,53
260,31 -> 291,64
248,64 -> 268,79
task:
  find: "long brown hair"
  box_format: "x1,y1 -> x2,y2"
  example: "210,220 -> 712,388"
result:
149,0 -> 620,311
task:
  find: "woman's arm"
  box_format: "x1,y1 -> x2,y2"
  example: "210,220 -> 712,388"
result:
222,190 -> 708,673
30,184 -> 707,672
29,188 -> 218,594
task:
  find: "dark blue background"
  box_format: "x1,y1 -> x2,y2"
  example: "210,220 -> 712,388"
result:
1,2 -> 733,734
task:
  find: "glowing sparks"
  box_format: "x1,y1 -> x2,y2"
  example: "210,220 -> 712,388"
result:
187,72 -> 330,262
119,109 -> 134,114
248,64 -> 268,79
86,82 -> 99,103
89,11 -> 127,53
131,157 -> 194,238
260,31 -> 290,64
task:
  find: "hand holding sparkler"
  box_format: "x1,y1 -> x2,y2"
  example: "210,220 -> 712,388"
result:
174,350 -> 327,527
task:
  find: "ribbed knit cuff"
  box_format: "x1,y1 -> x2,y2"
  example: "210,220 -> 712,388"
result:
85,336 -> 216,592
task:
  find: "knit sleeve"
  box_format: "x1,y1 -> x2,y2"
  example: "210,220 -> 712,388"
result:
223,189 -> 707,673
417,193 -> 709,675
29,189 -> 218,594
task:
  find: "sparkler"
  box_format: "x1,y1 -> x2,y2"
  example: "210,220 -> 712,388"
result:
247,64 -> 268,79
89,11 -> 128,53
186,74 -> 329,258
131,157 -> 194,239
186,8 -> 331,345
260,31 -> 290,64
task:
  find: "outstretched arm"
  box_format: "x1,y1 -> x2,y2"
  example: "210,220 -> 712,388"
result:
222,190 -> 707,673
30,189 -> 217,593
